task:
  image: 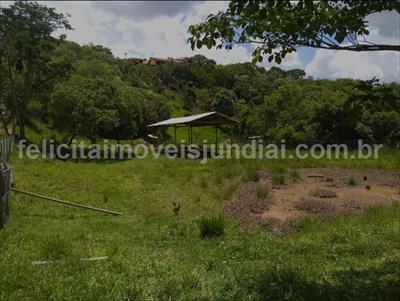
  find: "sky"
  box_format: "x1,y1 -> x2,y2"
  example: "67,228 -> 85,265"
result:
4,1 -> 400,82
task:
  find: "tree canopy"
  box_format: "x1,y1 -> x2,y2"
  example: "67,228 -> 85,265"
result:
0,0 -> 71,138
188,0 -> 400,64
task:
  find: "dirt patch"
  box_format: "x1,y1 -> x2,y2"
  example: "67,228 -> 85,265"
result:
310,188 -> 337,198
294,198 -> 344,220
225,176 -> 271,221
225,168 -> 400,235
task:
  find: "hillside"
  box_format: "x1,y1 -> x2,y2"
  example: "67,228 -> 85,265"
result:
2,39 -> 399,146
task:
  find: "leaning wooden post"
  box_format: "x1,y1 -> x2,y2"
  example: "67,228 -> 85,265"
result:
11,188 -> 123,215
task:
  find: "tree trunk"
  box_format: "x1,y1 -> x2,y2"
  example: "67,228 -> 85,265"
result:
19,123 -> 25,140
5,63 -> 19,137
19,57 -> 33,141
67,134 -> 76,147
0,113 -> 10,136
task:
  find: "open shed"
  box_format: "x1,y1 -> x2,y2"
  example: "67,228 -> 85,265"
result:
147,111 -> 237,145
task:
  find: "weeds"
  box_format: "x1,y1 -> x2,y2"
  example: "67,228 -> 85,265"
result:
241,167 -> 259,182
198,216 -> 225,238
256,184 -> 269,199
289,169 -> 301,182
41,234 -> 72,260
272,175 -> 286,185
2,151 -> 399,300
200,178 -> 209,189
347,176 -> 357,186
311,188 -> 337,198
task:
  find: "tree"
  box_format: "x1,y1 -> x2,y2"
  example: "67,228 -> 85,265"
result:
49,60 -> 145,143
0,0 -> 71,139
139,90 -> 171,137
210,87 -> 238,116
188,1 -> 400,64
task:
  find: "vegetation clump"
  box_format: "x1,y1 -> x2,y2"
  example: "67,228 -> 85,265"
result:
289,169 -> 301,182
347,176 -> 357,186
294,198 -> 338,219
256,184 -> 269,199
198,216 -> 225,238
41,235 -> 72,260
272,175 -> 286,186
311,188 -> 337,199
241,167 -> 259,182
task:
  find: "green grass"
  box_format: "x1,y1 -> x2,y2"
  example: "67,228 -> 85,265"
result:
0,151 -> 399,300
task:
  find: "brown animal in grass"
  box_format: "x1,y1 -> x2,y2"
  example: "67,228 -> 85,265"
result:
172,202 -> 181,216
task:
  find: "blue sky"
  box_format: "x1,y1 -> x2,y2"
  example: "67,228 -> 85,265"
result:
6,1 -> 398,82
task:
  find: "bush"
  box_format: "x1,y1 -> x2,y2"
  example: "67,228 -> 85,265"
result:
347,176 -> 357,186
272,175 -> 286,185
198,216 -> 225,238
41,234 -> 72,260
241,167 -> 259,182
289,169 -> 301,182
257,184 -> 269,199
200,178 -> 208,189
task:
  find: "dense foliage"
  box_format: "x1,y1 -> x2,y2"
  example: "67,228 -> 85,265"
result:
0,0 -> 71,139
1,1 -> 399,146
188,0 -> 400,64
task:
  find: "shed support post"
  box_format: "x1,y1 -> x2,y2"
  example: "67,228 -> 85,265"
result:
215,126 -> 218,147
174,125 -> 177,144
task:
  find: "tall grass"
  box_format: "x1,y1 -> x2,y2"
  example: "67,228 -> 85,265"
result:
197,216 -> 225,238
0,148 -> 399,300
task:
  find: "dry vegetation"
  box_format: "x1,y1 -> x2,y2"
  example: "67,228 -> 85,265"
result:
226,168 -> 400,235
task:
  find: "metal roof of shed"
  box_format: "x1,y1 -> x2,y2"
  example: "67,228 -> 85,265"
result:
147,111 -> 237,127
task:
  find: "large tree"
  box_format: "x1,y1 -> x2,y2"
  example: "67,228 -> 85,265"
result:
0,0 -> 71,139
49,59 -> 145,143
188,0 -> 400,64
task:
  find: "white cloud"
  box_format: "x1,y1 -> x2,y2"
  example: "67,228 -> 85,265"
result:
366,10 -> 399,39
305,11 -> 400,83
48,1 -> 114,46
306,49 -> 399,83
259,50 -> 303,70
42,1 -> 399,81
92,1 -> 202,21
90,1 -> 252,64
48,1 -> 251,64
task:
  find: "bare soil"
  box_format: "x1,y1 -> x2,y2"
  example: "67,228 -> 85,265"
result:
225,168 -> 400,235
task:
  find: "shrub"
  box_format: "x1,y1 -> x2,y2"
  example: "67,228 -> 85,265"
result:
311,188 -> 337,198
347,176 -> 357,186
257,184 -> 269,199
289,169 -> 301,182
41,234 -> 72,260
241,167 -> 259,182
198,216 -> 225,238
200,178 -> 208,189
271,165 -> 286,175
272,175 -> 286,185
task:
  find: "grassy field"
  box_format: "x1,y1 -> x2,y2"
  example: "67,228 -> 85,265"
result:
0,152 -> 399,300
